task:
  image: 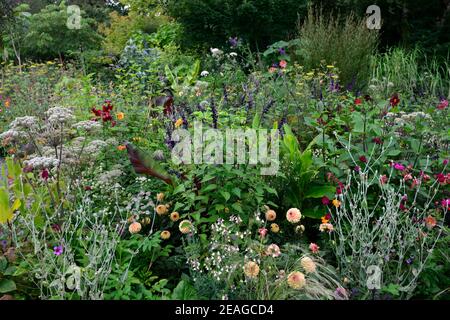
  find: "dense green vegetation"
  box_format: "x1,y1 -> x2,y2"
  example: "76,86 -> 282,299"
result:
0,0 -> 448,301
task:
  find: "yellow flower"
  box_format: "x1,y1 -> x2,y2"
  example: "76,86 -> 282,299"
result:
265,209 -> 276,221
179,220 -> 193,234
170,212 -> 180,222
4,100 -> 10,108
332,199 -> 341,208
128,222 -> 142,234
141,217 -> 151,226
287,271 -> 306,289
300,257 -> 316,273
132,137 -> 141,142
270,223 -> 280,233
244,261 -> 260,278
117,145 -> 126,151
156,204 -> 168,215
161,230 -> 171,240
116,112 -> 125,120
175,118 -> 183,128
156,192 -> 165,202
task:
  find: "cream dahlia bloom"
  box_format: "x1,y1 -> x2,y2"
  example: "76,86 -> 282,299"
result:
287,271 -> 306,289
300,257 -> 316,273
286,208 -> 302,223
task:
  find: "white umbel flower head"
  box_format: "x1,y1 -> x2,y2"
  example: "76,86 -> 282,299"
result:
24,156 -> 59,169
210,48 -> 223,57
46,107 -> 74,125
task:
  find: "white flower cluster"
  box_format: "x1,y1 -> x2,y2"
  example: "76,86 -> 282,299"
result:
0,129 -> 23,142
10,116 -> 39,131
210,48 -> 223,58
98,169 -> 123,185
73,120 -> 102,132
386,111 -> 432,126
46,106 -> 75,125
84,140 -> 108,155
24,156 -> 59,169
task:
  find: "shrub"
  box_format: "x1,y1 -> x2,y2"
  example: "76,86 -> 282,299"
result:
296,7 -> 379,88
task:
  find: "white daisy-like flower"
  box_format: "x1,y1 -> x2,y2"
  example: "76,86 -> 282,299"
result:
200,70 -> 210,77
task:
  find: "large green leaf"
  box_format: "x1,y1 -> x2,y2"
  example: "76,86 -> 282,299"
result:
0,279 -> 16,294
302,207 -> 325,219
172,280 -> 198,300
304,185 -> 336,199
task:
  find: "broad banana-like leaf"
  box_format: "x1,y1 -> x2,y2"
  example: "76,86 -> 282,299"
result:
126,143 -> 173,186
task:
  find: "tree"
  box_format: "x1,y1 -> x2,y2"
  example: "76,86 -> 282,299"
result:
166,0 -> 308,50
1,3 -> 31,70
22,1 -> 102,62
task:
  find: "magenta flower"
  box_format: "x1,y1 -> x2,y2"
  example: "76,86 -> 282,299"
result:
444,159 -> 449,166
393,163 -> 405,171
53,245 -> 63,256
437,99 -> 448,110
41,168 -> 49,181
380,175 -> 388,185
359,156 -> 368,163
442,199 -> 450,208
321,196 -> 330,206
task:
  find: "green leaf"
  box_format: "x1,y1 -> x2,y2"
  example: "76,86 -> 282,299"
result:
0,279 -> 16,294
173,184 -> 186,195
232,188 -> 241,198
220,191 -> 231,202
302,207 -> 325,219
202,184 -> 217,193
172,280 -> 198,300
231,202 -> 243,213
304,185 -> 336,199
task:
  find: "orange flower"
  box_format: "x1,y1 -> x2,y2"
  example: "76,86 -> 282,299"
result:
160,230 -> 171,240
4,99 -> 10,108
117,145 -> 126,151
170,212 -> 180,222
279,60 -> 287,69
425,215 -> 437,229
128,222 -> 142,234
265,209 -> 276,221
321,216 -> 330,224
156,204 -> 168,215
116,112 -> 125,120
